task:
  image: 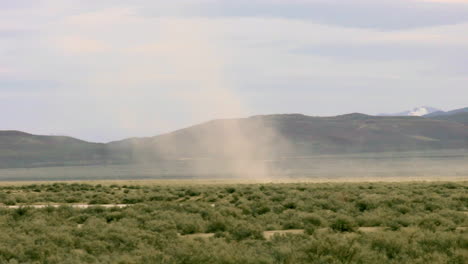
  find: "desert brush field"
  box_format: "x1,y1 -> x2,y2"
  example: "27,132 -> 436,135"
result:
0,181 -> 466,263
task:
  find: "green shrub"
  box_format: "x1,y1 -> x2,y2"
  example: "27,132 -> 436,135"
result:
283,201 -> 297,209
418,215 -> 455,231
206,214 -> 228,232
302,213 -> 324,227
228,222 -> 263,241
330,215 -> 356,232
370,235 -> 404,259
356,199 -> 377,212
225,187 -> 236,193
175,215 -> 205,235
302,235 -> 360,263
3,199 -> 16,206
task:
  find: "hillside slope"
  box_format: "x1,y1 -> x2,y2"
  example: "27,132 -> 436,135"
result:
426,112 -> 468,125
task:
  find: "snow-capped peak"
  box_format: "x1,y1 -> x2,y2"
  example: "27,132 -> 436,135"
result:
407,106 -> 441,116
378,106 -> 442,117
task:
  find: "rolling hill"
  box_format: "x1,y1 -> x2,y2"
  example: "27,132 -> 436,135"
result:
0,131 -> 107,168
108,113 -> 468,162
1,113 -> 468,168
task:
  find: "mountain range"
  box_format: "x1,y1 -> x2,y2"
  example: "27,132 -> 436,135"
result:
1,108 -> 467,169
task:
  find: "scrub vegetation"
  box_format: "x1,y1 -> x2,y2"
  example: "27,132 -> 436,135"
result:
0,181 -> 467,263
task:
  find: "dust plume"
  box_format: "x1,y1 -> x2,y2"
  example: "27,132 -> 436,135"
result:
105,18 -> 293,179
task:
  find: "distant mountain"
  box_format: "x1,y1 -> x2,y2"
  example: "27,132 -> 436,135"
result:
1,113 -> 468,168
378,106 -> 442,117
424,111 -> 446,118
448,107 -> 468,115
424,107 -> 468,118
424,107 -> 468,125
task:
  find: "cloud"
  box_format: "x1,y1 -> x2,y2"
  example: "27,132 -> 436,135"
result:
54,36 -> 108,54
138,0 -> 468,30
417,0 -> 468,3
65,7 -> 138,27
0,1 -> 467,141
0,67 -> 13,74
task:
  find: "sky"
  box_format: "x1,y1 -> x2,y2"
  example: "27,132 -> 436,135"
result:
1,0 -> 468,142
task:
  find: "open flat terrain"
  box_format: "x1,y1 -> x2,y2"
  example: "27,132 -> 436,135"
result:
0,151 -> 466,263
0,150 -> 467,182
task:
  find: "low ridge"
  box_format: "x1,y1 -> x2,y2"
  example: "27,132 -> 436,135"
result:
1,112 -> 468,168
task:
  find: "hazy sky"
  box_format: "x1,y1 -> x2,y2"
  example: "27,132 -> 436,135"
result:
1,0 -> 468,142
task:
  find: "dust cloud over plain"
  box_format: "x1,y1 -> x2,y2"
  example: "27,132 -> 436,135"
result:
104,20 -> 294,179
143,117 -> 294,179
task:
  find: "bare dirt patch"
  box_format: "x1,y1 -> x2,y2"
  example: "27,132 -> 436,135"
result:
180,233 -> 215,239
264,229 -> 305,239
357,227 -> 385,233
